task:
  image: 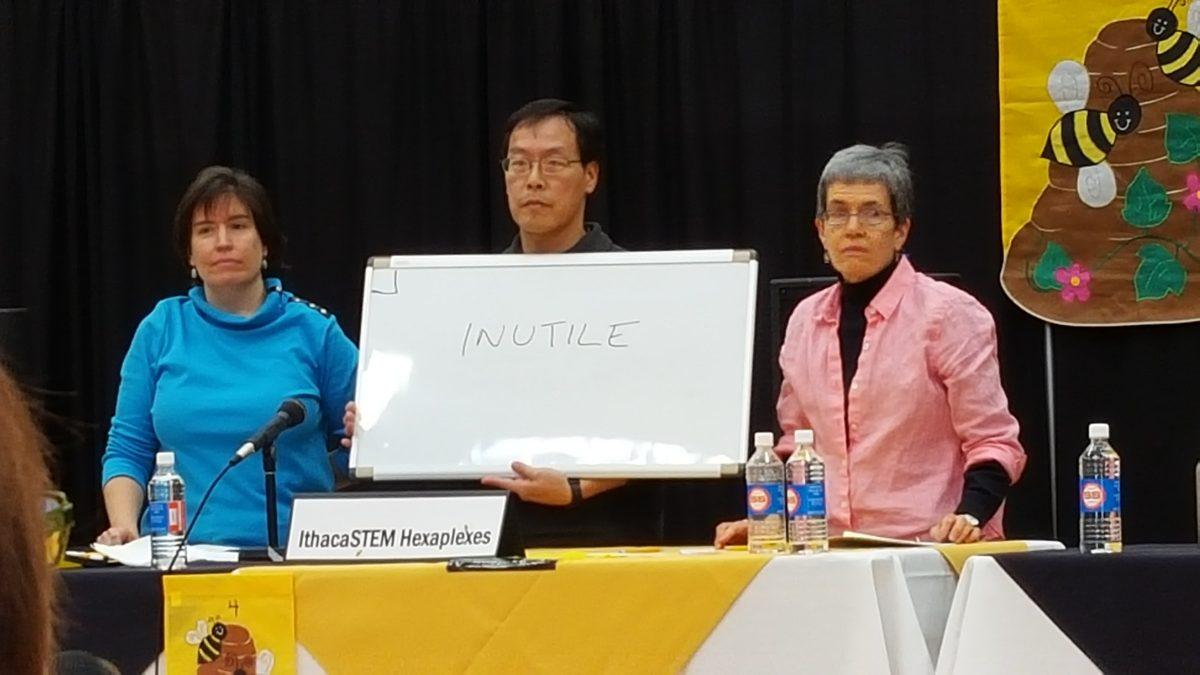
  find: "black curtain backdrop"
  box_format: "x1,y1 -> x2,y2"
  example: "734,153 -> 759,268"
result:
5,0 -> 1186,546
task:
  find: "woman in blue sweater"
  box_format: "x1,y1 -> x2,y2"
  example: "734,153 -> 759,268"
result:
98,166 -> 357,548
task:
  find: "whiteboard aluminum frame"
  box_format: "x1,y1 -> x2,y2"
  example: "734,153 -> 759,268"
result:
349,249 -> 757,480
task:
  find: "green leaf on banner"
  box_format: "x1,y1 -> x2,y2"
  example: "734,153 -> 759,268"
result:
1165,113 -> 1200,164
1032,241 -> 1072,291
1134,243 -> 1187,300
1122,167 -> 1172,228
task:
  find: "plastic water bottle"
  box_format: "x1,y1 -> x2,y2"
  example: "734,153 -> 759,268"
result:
148,451 -> 187,570
1079,423 -> 1121,553
786,429 -> 828,554
746,431 -> 787,554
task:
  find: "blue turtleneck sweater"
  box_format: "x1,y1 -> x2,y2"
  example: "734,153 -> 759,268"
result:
102,279 -> 358,547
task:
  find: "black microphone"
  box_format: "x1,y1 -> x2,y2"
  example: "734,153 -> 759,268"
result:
229,399 -> 307,466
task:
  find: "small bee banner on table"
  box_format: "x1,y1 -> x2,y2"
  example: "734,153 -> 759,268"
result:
1000,0 -> 1200,325
164,573 -> 295,675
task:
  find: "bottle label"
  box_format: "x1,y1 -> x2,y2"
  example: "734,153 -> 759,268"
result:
801,483 -> 825,517
148,500 -> 186,535
747,483 -> 785,518
1079,478 -> 1120,514
786,483 -> 826,517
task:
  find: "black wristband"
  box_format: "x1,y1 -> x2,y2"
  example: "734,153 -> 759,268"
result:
568,478 -> 584,507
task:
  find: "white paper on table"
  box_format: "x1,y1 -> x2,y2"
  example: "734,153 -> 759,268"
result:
92,536 -> 239,567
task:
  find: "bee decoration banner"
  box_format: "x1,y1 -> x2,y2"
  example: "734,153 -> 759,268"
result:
164,573 -> 295,675
1000,0 -> 1200,325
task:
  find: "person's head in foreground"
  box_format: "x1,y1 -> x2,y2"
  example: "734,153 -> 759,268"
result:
0,364 -> 55,673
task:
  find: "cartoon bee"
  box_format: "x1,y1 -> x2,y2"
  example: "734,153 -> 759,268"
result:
185,618 -> 275,675
1041,61 -> 1148,208
186,620 -> 228,664
1147,1 -> 1200,87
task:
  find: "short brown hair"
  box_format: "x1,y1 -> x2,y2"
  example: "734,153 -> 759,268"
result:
0,365 -> 55,673
172,166 -> 286,272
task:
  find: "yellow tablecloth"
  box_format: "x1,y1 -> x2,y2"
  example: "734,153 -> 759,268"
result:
932,540 -> 1030,575
231,549 -> 768,673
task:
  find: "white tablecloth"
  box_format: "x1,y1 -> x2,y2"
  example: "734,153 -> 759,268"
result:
688,548 -> 936,673
936,555 -> 1098,675
689,542 -> 1063,675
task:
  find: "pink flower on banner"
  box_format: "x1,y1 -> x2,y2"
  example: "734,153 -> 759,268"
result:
1185,174 -> 1200,213
1054,263 -> 1092,303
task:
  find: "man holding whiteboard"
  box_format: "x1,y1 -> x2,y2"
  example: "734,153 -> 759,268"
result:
482,98 -> 659,544
345,99 -> 663,545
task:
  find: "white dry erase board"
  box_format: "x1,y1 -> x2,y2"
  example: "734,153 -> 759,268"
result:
349,249 -> 757,480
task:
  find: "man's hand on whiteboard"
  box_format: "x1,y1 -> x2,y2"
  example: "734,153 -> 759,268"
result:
481,462 -> 572,505
340,401 -> 357,448
481,461 -> 627,507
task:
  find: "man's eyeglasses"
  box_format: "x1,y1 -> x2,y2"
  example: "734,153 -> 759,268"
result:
501,157 -> 584,176
823,206 -> 894,229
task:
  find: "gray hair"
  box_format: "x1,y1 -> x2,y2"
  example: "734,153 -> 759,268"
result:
815,142 -> 913,222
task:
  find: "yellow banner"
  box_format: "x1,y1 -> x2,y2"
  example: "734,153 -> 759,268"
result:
164,573 -> 295,675
1000,0 -> 1200,325
238,549 -> 767,674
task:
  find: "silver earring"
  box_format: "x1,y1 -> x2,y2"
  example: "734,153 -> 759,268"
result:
190,267 -> 198,280
262,258 -> 268,270
822,250 -> 830,264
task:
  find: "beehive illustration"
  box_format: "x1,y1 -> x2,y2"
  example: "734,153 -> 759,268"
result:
1001,10 -> 1200,324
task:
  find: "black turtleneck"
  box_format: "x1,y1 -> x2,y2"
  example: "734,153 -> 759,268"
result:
836,258 -> 1010,526
838,258 -> 898,397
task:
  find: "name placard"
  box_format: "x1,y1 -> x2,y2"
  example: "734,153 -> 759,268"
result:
285,491 -> 509,561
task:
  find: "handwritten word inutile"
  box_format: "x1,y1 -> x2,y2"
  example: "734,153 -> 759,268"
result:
460,320 -> 642,356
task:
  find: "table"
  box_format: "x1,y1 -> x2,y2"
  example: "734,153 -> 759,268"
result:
60,543 -> 1058,674
938,545 -> 1200,674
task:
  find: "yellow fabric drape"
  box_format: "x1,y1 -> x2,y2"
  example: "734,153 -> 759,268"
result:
997,0 -> 1130,251
933,541 -> 1030,575
999,1 -> 1200,324
163,573 -> 296,674
238,549 -> 767,674
831,532 -> 1033,575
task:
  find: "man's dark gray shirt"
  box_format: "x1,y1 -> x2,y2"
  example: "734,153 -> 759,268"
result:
503,223 -> 664,547
502,222 -> 624,254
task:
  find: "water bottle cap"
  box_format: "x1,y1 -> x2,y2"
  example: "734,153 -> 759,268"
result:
794,429 -> 814,445
1088,423 -> 1109,439
155,451 -> 176,467
753,431 -> 774,447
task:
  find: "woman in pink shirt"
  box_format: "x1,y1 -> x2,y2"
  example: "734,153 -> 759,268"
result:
716,143 -> 1026,546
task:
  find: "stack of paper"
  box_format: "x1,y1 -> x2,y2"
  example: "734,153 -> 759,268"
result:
92,536 -> 239,567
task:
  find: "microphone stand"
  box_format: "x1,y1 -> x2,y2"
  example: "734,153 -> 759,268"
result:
263,443 -> 283,561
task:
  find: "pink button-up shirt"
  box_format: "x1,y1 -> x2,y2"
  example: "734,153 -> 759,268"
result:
775,258 -> 1026,540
